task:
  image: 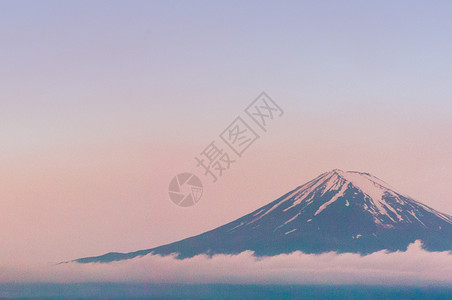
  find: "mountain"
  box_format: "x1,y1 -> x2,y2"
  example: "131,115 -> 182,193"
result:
74,169 -> 452,263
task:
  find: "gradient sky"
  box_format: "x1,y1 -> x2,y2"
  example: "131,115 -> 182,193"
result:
1,1 -> 452,265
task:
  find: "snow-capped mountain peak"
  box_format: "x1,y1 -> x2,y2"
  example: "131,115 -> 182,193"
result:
310,170 -> 405,220
259,169 -> 450,229
74,169 -> 452,263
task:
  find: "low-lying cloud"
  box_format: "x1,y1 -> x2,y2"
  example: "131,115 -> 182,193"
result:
1,241 -> 451,285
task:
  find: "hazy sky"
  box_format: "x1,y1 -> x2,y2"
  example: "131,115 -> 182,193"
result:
1,1 -> 451,265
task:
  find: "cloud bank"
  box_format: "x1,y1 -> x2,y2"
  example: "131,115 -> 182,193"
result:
1,241 -> 451,286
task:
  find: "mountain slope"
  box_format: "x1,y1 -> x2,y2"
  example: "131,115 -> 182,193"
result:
74,170 -> 452,263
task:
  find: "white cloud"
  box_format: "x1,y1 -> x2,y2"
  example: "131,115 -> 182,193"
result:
1,241 -> 451,286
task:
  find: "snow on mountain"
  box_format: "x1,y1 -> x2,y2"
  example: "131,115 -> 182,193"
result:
257,169 -> 451,229
73,170 -> 452,263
